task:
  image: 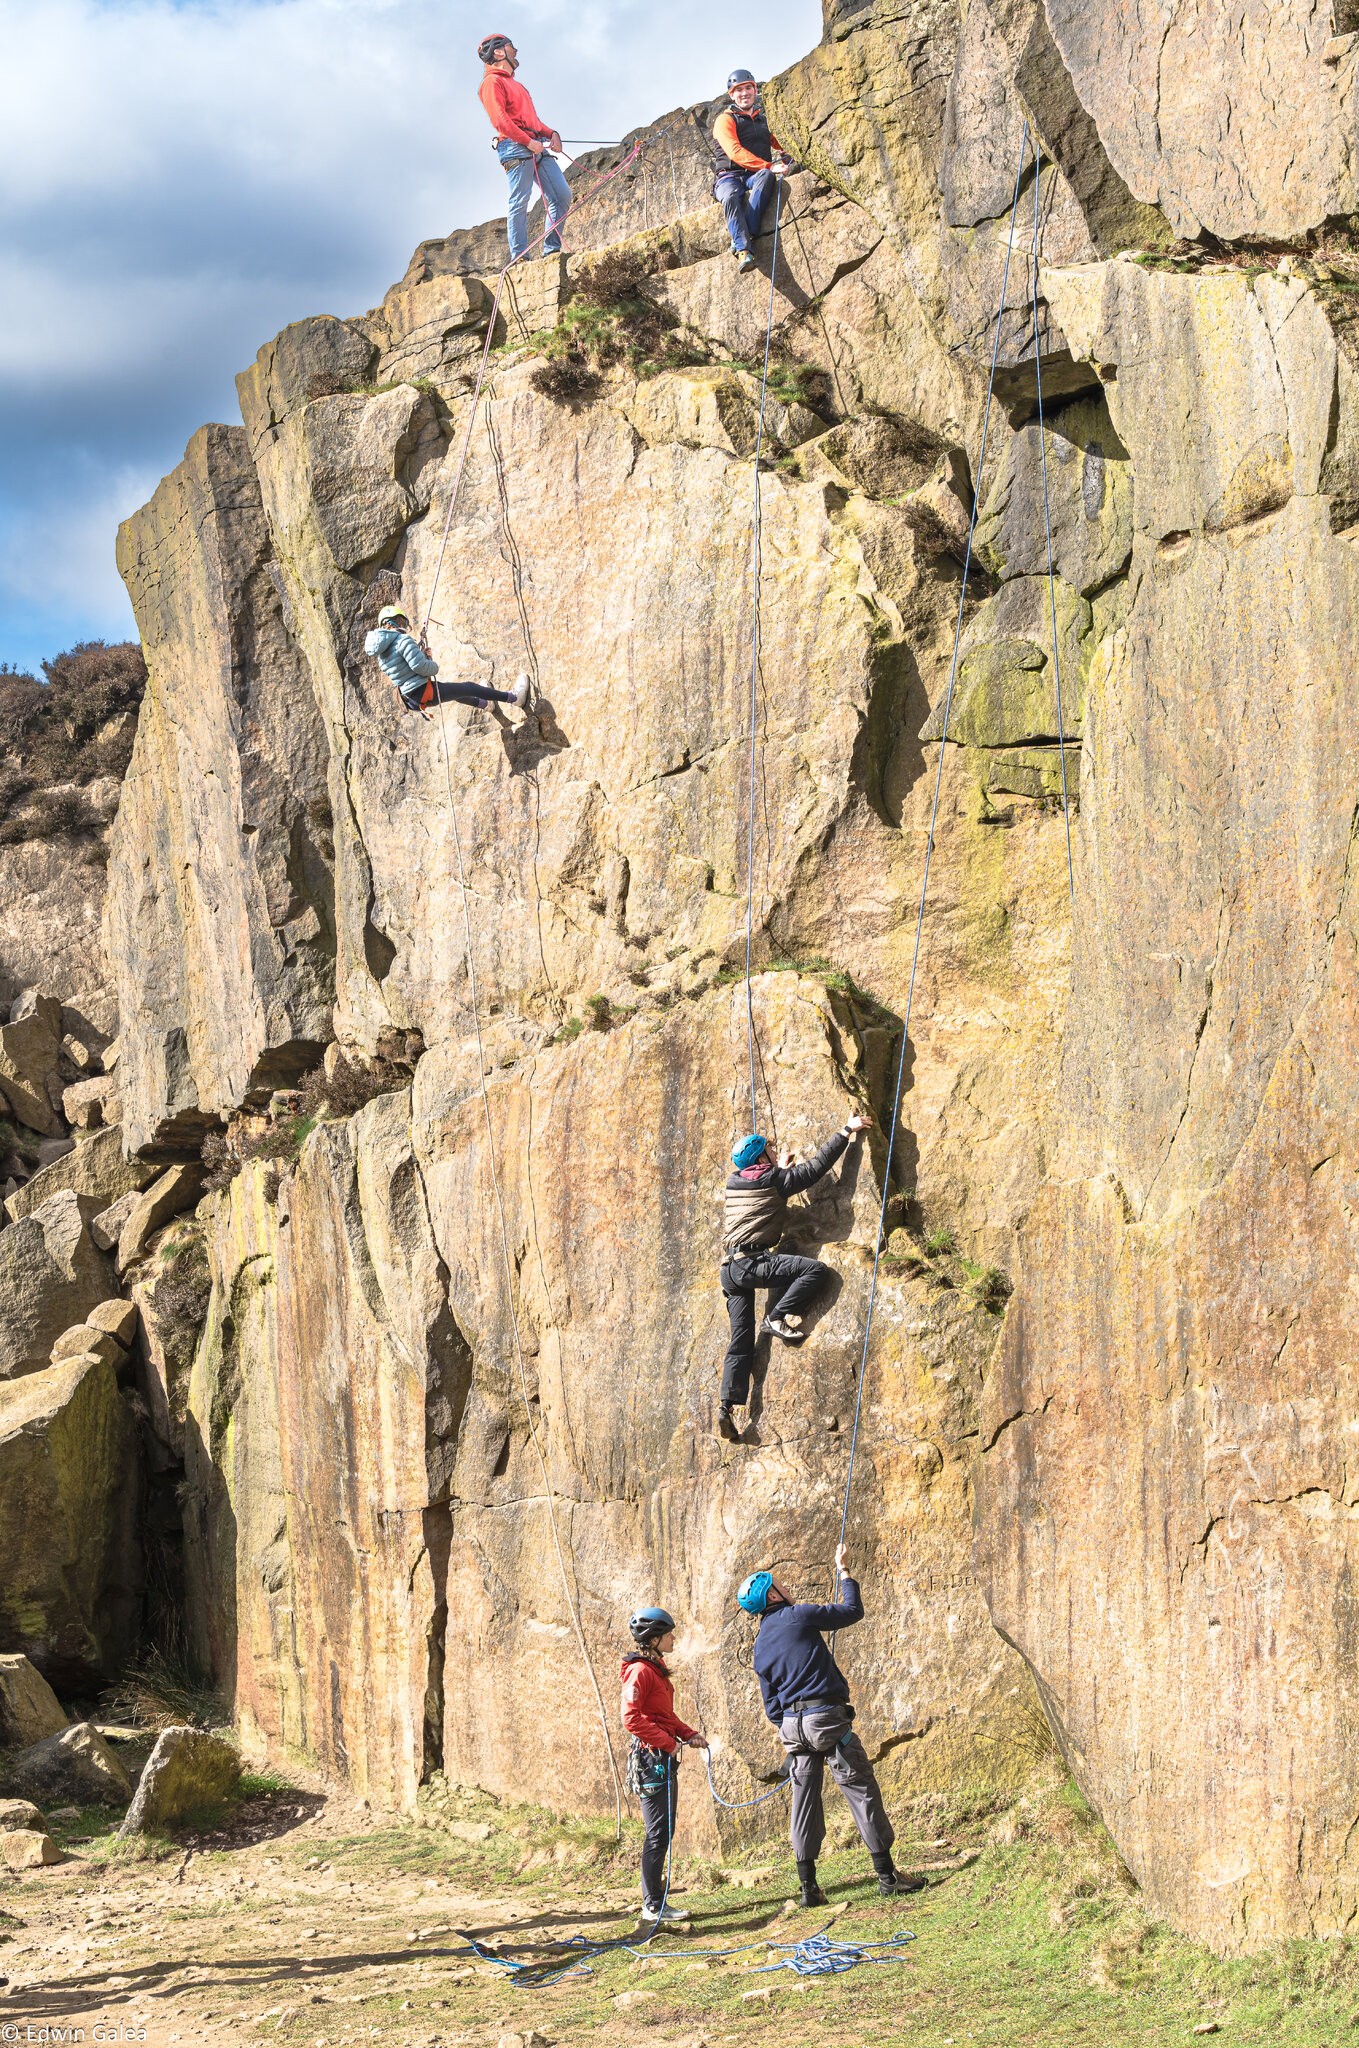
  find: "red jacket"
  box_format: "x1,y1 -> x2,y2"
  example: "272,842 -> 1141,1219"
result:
479,68 -> 554,148
620,1653 -> 697,1755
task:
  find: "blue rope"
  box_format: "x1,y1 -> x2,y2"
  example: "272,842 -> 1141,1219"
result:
743,176 -> 787,1132
705,1748 -> 792,1810
450,1918 -> 917,1988
832,121 -> 1032,1603
754,1928 -> 917,1976
481,1760 -> 683,1988
1029,137 -> 1076,902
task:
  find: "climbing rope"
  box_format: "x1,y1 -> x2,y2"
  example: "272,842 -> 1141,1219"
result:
741,175 -> 787,1132
430,710 -> 625,1838
704,1748 -> 791,1810
401,137 -> 654,1839
753,1927 -> 917,1976
833,122 -> 1033,1590
432,738 -> 625,1834
418,139 -> 644,643
451,1786 -> 682,1988
447,1913 -> 915,1989
1028,136 -> 1076,901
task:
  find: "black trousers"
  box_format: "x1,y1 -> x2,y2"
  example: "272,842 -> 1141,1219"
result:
400,680 -> 516,710
639,1755 -> 678,1912
720,1250 -> 830,1405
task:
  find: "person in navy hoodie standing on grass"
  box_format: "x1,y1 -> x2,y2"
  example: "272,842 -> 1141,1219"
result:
738,1546 -> 924,1908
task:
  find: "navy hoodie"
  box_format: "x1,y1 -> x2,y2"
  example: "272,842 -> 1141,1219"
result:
752,1576 -> 865,1723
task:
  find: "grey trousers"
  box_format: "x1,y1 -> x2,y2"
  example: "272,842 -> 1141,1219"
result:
779,1705 -> 895,1862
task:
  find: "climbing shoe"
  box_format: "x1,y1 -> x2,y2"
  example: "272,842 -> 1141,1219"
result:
735,248 -> 756,273
761,1315 -> 805,1344
511,672 -> 534,711
717,1405 -> 742,1442
876,1868 -> 926,1896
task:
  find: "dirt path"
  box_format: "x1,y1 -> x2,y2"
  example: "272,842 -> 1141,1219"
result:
0,1783 -> 815,2047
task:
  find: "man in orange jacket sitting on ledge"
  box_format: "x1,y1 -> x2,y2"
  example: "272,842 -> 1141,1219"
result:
712,69 -> 789,273
477,31 -> 572,263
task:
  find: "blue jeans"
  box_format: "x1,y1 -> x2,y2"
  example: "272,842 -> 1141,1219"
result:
496,138 -> 571,261
714,167 -> 776,253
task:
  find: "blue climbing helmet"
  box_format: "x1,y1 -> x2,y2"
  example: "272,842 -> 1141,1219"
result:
727,68 -> 756,91
732,1133 -> 766,1170
629,1605 -> 676,1645
737,1570 -> 774,1616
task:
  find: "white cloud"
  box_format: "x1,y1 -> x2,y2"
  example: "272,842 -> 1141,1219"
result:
0,460 -> 154,615
0,0 -> 822,657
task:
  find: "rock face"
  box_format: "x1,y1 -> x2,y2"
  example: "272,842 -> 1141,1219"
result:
1042,0 -> 1359,241
0,1829 -> 60,1870
109,424 -> 335,1156
0,1191 -> 114,1382
118,1726 -> 240,1836
94,0 -> 1359,1960
0,1799 -> 45,1832
183,986 -> 1025,1822
9,1721 -> 134,1806
976,256 -> 1359,1948
0,1358 -> 141,1686
0,1655 -> 68,1746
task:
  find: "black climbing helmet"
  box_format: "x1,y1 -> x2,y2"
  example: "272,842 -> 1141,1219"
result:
727,68 -> 757,92
629,1605 -> 676,1646
478,32 -> 513,63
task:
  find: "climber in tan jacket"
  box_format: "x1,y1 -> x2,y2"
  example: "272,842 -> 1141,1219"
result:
717,1114 -> 872,1440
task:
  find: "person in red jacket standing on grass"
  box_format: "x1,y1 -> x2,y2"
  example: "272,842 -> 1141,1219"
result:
477,32 -> 572,263
621,1605 -> 709,1926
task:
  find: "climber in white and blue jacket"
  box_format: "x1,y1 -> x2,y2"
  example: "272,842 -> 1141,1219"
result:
364,605 -> 534,717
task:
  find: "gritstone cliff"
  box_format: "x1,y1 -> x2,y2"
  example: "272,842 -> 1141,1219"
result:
4,0 -> 1359,1957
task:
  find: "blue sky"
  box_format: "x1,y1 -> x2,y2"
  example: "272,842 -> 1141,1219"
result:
0,0 -> 821,674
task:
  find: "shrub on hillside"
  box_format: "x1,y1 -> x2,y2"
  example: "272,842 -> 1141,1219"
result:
0,641 -> 147,828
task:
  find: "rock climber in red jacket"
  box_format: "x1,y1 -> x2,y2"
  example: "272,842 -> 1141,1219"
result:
477,32 -> 572,263
620,1605 -> 709,1925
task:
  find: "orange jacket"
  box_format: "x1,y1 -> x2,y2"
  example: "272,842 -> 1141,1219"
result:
713,106 -> 781,172
478,68 -> 554,147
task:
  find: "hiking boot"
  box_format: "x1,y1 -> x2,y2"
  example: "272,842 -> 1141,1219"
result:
511,672 -> 534,711
876,1868 -> 926,1896
761,1315 -> 805,1344
734,248 -> 756,273
717,1406 -> 742,1443
799,1882 -> 830,1908
641,1900 -> 691,1925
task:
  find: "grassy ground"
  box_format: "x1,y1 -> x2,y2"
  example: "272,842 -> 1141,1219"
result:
1,1761 -> 1356,2046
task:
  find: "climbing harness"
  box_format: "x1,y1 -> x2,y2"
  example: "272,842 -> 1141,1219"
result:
741,174 -> 786,1132
1028,136 -> 1076,901
626,1741 -> 673,1798
833,123 -> 1035,1593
